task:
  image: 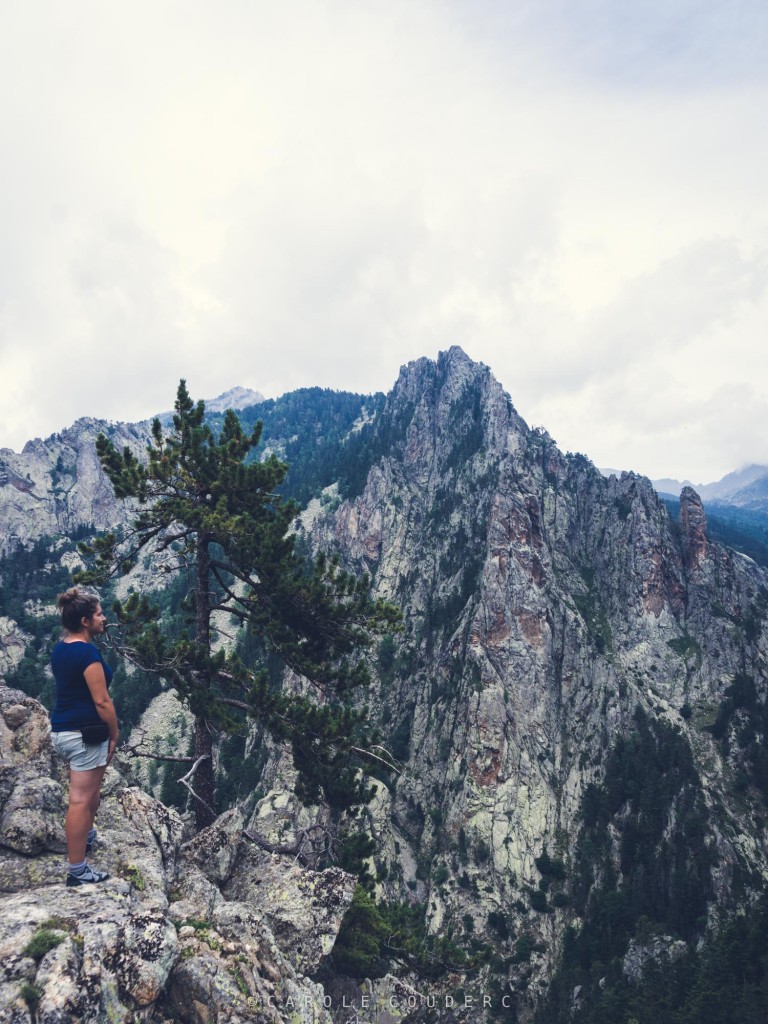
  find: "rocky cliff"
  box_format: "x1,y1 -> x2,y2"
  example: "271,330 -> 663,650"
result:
0,388 -> 266,557
2,349 -> 768,1022
0,419 -> 148,556
304,347 -> 768,1016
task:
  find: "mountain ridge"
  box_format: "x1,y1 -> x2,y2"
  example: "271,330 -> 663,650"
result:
300,347 -> 768,1016
3,359 -> 762,529
1,348 -> 768,1022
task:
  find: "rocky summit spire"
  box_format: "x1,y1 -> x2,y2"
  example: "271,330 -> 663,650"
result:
679,485 -> 708,569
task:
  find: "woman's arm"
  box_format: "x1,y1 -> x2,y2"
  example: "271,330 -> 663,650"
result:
84,662 -> 120,762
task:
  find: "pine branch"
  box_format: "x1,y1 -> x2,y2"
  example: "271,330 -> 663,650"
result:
157,527 -> 196,551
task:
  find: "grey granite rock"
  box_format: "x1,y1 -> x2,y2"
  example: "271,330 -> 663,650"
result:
0,686 -> 352,1022
302,346 -> 768,1009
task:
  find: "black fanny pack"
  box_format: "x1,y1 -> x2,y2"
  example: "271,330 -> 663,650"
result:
81,721 -> 110,745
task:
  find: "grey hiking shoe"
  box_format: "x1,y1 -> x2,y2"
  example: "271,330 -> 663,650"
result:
66,865 -> 109,887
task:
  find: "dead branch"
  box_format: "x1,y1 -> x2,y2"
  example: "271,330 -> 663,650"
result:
177,755 -> 215,819
129,750 -> 196,764
349,744 -> 402,774
243,823 -> 339,869
121,729 -> 195,764
218,696 -> 250,712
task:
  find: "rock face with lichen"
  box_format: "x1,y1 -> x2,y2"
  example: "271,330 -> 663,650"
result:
0,419 -> 149,557
303,347 -> 768,1015
622,933 -> 688,983
0,618 -> 32,679
0,685 -> 354,1023
679,484 -> 709,570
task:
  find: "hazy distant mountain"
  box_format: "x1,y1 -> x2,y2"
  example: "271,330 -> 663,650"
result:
726,473 -> 768,508
156,385 -> 264,425
602,463 -> 768,513
648,475 -> 696,495
201,386 -> 264,413
652,463 -> 766,499
651,464 -> 768,512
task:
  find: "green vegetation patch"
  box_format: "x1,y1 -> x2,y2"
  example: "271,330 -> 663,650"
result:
330,887 -> 487,982
537,708 -> 717,1024
208,387 -> 382,506
706,674 -> 768,802
19,982 -> 42,1012
667,635 -> 703,668
23,928 -> 65,961
535,850 -> 567,880
120,865 -> 147,891
0,529 -> 92,707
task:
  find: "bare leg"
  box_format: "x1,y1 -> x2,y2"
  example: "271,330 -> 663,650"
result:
89,785 -> 101,824
66,766 -> 106,863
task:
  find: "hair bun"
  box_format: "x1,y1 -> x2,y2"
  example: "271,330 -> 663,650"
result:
57,588 -> 101,632
57,587 -> 81,608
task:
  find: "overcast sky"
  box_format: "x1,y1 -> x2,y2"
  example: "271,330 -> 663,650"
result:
1,1 -> 767,484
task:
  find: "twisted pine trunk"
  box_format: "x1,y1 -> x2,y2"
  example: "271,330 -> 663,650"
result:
193,535 -> 216,830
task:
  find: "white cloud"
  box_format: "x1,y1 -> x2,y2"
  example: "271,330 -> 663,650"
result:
0,0 -> 767,482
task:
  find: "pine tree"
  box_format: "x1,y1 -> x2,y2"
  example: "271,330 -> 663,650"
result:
77,380 -> 399,830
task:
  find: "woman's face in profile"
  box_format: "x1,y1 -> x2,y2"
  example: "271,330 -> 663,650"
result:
87,604 -> 107,635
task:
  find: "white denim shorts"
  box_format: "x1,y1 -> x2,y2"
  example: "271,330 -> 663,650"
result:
51,730 -> 109,771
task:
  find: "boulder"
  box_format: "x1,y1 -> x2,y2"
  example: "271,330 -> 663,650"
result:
623,933 -> 689,982
0,687 -> 349,1022
0,686 -> 66,868
167,898 -> 333,1024
179,807 -> 245,886
224,846 -> 356,973
0,884 -> 177,1023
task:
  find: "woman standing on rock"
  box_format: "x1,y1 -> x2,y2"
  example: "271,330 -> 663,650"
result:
50,588 -> 119,886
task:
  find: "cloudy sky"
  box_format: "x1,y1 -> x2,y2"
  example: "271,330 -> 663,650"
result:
1,1 -> 767,483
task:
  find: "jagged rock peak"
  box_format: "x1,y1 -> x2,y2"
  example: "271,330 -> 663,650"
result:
394,345 -> 490,398
304,351 -> 768,1015
12,417 -> 113,457
679,485 -> 708,568
387,345 -> 529,437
